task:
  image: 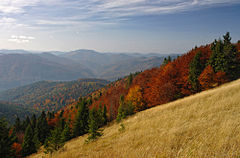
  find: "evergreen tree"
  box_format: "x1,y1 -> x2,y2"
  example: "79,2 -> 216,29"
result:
208,32 -> 240,80
162,56 -> 172,66
73,99 -> 89,137
22,124 -> 36,157
61,123 -> 72,143
14,116 -> 21,132
97,105 -> 104,127
37,111 -> 49,144
58,117 -> 65,131
22,116 -> 31,131
222,32 -> 240,79
87,108 -> 103,141
32,127 -> 41,150
0,118 -> 16,158
126,73 -> 133,88
44,127 -> 64,154
31,114 -> 37,129
102,104 -> 108,125
189,51 -> 205,92
117,95 -> 134,122
117,95 -> 125,122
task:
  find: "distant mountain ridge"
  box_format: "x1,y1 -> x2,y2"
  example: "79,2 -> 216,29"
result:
0,49 -> 177,91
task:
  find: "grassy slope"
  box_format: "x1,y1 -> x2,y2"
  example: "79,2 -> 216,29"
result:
30,79 -> 240,158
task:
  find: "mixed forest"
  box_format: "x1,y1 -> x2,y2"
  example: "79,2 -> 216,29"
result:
1,33 -> 240,158
0,79 -> 109,123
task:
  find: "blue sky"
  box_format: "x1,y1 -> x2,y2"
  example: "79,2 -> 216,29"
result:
0,0 -> 240,54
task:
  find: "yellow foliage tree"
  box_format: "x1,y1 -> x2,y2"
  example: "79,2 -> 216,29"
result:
126,85 -> 145,112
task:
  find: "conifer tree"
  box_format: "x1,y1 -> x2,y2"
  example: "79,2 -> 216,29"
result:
61,123 -> 72,143
73,99 -> 89,137
0,118 -> 16,158
222,32 -> 240,79
162,56 -> 172,66
126,73 -> 133,88
208,32 -> 239,80
31,114 -> 37,129
44,127 -> 64,154
97,105 -> 104,127
103,104 -> 108,125
116,95 -> 126,122
58,117 -> 65,131
32,127 -> 41,150
37,111 -> 49,144
22,124 -> 36,157
117,95 -> 134,122
189,51 -> 205,92
22,116 -> 31,131
14,116 -> 21,132
87,108 -> 103,141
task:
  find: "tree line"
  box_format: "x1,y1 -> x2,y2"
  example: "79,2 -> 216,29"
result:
0,97 -> 107,157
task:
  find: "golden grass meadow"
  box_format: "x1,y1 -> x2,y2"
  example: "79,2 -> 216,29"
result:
30,79 -> 240,158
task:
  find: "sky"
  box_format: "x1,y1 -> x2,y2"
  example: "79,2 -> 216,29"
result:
0,0 -> 240,54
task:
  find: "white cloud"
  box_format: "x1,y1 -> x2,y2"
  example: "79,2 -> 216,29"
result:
0,0 -> 239,30
86,0 -> 240,17
8,35 -> 35,43
0,0 -> 41,14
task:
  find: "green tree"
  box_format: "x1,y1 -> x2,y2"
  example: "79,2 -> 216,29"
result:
102,104 -> 108,125
117,95 -> 134,122
189,51 -> 205,92
222,32 -> 240,79
14,116 -> 21,132
44,127 -> 64,154
22,116 -> 31,131
61,123 -> 72,143
126,73 -> 133,88
31,114 -> 37,129
162,56 -> 172,66
208,32 -> 240,80
37,111 -> 50,144
32,127 -> 41,150
73,99 -> 89,137
22,124 -> 36,157
87,108 -> 103,141
0,118 -> 16,158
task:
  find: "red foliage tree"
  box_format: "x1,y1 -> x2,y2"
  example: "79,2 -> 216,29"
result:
12,142 -> 22,158
199,65 -> 216,90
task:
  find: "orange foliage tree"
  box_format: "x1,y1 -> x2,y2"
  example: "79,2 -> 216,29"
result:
125,85 -> 145,112
12,142 -> 22,158
199,65 -> 216,90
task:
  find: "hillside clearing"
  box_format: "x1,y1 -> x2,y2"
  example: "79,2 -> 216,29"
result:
30,79 -> 240,158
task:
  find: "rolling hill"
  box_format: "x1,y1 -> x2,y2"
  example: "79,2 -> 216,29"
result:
0,79 -> 109,113
30,77 -> 240,158
0,53 -> 94,91
0,101 -> 34,124
0,49 -> 175,91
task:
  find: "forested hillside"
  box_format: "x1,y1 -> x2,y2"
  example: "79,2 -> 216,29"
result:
31,77 -> 240,158
0,79 -> 109,112
0,101 -> 34,124
1,33 -> 239,158
86,33 -> 240,120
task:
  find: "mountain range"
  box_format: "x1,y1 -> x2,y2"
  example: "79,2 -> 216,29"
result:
0,49 -> 177,91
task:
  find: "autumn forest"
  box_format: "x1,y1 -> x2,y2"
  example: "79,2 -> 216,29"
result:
1,33 -> 240,158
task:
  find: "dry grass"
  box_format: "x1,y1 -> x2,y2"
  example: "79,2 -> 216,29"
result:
30,79 -> 240,158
